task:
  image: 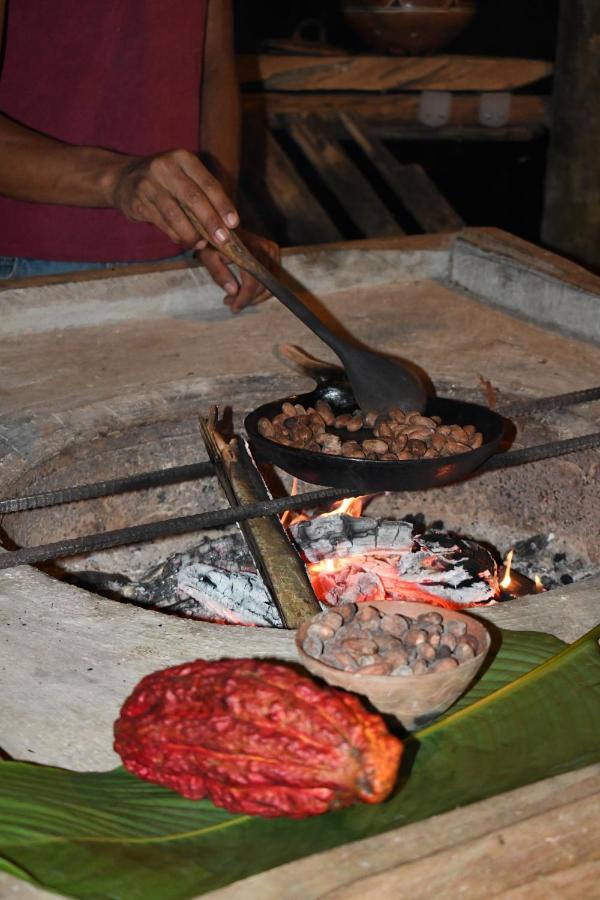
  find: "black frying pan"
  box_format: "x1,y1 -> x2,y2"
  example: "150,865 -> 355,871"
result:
245,381 -> 510,492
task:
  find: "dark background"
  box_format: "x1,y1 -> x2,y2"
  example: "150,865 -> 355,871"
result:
234,0 -> 560,244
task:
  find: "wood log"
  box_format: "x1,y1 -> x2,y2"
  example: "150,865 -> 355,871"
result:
285,113 -> 404,237
237,55 -> 553,93
339,111 -> 463,233
243,93 -> 548,141
542,0 -> 600,271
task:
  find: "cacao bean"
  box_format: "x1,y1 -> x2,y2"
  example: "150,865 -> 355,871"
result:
417,612 -> 443,626
410,659 -> 429,675
358,661 -> 393,676
362,438 -> 389,454
258,417 -> 275,438
431,657 -> 459,672
396,450 -> 413,460
454,641 -> 475,662
374,421 -> 393,439
445,440 -> 471,455
450,424 -> 468,442
334,413 -> 352,428
308,622 -> 336,641
282,401 -> 296,417
392,433 -> 408,453
388,407 -> 406,423
418,642 -> 437,662
403,629 -> 427,647
445,619 -> 467,637
470,431 -> 483,449
431,415 -> 442,424
463,424 -> 476,438
380,613 -> 409,637
423,448 -> 438,458
302,635 -> 323,658
355,604 -> 381,623
440,633 -> 457,652
364,410 -> 379,428
391,665 -> 413,677
380,453 -> 397,460
320,611 -> 344,631
407,439 -> 427,458
431,432 -> 447,452
315,400 -> 335,425
272,413 -> 288,427
294,404 -> 307,416
338,602 -> 357,622
341,638 -> 378,656
406,427 -> 434,441
346,414 -> 364,432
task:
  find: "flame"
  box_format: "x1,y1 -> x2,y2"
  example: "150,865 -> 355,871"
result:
500,549 -> 514,590
534,574 -> 545,592
320,495 -> 367,518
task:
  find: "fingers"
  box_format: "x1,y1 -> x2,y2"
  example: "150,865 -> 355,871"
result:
199,249 -> 238,297
227,270 -> 267,314
113,150 -> 239,249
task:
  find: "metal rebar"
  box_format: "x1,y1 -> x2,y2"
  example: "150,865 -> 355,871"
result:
480,431 -> 600,471
501,385 -> 600,417
0,461 -> 215,515
0,486 -> 351,571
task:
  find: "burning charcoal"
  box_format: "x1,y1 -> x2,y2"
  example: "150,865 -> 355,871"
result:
358,661 -> 393,676
454,640 -> 476,662
315,400 -> 335,426
403,629 -> 427,647
282,401 -> 296,417
257,417 -> 275,438
431,657 -> 459,673
338,602 -> 358,622
410,659 -> 429,675
355,604 -> 381,624
302,634 -> 323,659
380,613 -> 410,637
418,642 -> 437,662
445,619 -> 467,637
417,612 -> 444,627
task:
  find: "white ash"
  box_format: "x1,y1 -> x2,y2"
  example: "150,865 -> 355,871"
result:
175,564 -> 281,627
291,515 -> 413,563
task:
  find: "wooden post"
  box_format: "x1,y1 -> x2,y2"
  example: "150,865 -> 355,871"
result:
542,0 -> 600,271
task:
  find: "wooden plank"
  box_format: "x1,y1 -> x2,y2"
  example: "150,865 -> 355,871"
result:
206,765 -> 600,899
285,114 -> 404,238
542,0 -> 600,271
238,55 -> 553,93
339,111 -> 463,233
243,93 -> 548,141
241,131 -> 341,246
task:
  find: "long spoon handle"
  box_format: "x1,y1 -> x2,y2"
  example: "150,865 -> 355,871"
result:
188,213 -> 352,359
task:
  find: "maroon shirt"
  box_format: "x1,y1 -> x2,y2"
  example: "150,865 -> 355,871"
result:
0,0 -> 209,261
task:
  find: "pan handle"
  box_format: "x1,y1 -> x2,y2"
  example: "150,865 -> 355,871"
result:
186,212 -> 358,362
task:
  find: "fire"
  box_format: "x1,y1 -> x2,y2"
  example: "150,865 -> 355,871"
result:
281,480 -> 368,529
500,549 -> 514,590
534,575 -> 545,592
321,495 -> 367,518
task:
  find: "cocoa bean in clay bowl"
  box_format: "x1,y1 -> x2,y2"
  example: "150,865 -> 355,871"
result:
296,600 -> 491,730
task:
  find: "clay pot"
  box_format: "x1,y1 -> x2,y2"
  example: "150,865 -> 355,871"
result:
341,0 -> 477,56
296,600 -> 491,731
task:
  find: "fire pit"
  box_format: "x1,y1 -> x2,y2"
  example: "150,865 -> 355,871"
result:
1,229 -> 600,775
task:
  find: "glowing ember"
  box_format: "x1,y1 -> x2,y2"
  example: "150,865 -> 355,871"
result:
321,495 -> 367,518
500,549 -> 514,590
534,574 -> 545,592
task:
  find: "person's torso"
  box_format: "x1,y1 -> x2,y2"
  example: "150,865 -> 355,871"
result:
0,0 -> 209,261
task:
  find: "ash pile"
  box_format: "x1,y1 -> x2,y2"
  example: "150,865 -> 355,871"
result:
74,514 -> 500,628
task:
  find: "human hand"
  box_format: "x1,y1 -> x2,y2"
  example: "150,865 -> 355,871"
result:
110,149 -> 238,249
196,230 -> 280,314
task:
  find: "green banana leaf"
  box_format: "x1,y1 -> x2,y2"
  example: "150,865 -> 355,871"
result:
1,625 -> 599,900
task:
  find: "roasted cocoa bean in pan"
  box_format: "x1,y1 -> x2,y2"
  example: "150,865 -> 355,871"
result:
257,400 -> 484,462
301,604 -> 481,676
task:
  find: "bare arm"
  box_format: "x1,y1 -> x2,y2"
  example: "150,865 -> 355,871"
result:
0,0 -> 238,248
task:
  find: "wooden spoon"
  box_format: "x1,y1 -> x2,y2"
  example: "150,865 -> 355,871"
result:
192,220 -> 427,414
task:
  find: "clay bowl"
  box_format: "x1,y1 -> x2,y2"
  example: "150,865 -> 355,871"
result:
341,1 -> 477,56
296,600 -> 490,730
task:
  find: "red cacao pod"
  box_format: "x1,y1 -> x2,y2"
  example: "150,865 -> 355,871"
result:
114,658 -> 403,818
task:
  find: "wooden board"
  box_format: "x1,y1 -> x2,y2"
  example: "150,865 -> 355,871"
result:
241,131 -> 342,246
339,111 -> 463,233
238,55 -> 553,93
243,93 -> 548,141
284,114 -> 404,237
